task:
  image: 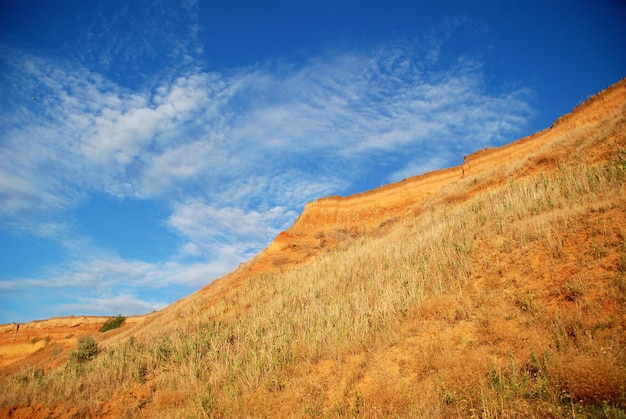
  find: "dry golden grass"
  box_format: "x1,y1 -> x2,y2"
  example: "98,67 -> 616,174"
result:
552,355 -> 626,404
2,148 -> 625,417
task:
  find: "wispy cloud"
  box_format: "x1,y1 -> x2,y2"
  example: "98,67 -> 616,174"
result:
0,38 -> 533,321
1,43 -> 532,216
56,293 -> 166,318
54,0 -> 203,85
168,201 -> 297,258
0,252 -> 236,321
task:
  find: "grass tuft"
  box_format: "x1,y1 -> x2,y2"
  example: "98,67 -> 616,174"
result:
99,315 -> 125,332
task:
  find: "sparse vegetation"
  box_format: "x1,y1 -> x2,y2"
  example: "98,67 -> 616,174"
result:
67,335 -> 98,366
30,336 -> 50,345
99,315 -> 125,332
1,137 -> 625,416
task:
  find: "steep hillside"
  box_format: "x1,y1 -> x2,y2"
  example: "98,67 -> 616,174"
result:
1,78 -> 625,418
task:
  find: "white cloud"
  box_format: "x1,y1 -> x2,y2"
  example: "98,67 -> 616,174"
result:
57,293 -> 166,318
168,201 -> 297,259
0,39 -> 533,321
139,140 -> 221,198
1,249 -> 241,320
389,156 -> 453,183
54,0 -> 203,82
1,43 -> 531,222
182,242 -> 201,256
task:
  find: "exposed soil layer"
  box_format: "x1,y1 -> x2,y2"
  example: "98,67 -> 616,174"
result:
1,78 -> 625,417
0,316 -> 146,378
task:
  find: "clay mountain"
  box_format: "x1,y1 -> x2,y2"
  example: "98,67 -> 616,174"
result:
1,78 -> 625,418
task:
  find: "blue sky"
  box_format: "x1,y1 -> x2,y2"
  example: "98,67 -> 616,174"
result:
0,0 -> 624,324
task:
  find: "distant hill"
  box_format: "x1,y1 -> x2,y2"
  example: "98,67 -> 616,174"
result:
1,78 -> 625,418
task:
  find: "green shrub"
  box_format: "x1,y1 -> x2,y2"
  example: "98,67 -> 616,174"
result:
67,335 -> 98,365
99,315 -> 125,332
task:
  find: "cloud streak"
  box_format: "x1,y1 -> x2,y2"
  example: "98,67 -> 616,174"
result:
0,39 -> 533,322
0,255 -> 225,320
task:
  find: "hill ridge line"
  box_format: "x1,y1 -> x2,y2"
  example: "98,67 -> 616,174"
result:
268,77 -> 625,251
5,78 -> 625,329
302,77 -> 626,208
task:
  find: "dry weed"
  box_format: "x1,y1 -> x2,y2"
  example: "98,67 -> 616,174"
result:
552,355 -> 626,405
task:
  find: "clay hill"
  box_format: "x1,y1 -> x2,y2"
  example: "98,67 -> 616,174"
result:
1,78 -> 625,418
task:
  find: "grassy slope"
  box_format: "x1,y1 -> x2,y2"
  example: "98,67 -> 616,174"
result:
1,81 -> 625,418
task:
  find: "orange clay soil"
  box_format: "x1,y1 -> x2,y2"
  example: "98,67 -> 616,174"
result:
1,78 -> 625,417
0,316 -> 147,378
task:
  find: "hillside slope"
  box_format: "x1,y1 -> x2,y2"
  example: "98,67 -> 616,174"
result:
1,78 -> 625,417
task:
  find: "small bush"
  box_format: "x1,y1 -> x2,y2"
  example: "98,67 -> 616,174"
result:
99,315 -> 125,332
136,363 -> 148,384
68,335 -> 98,365
11,368 -> 45,387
